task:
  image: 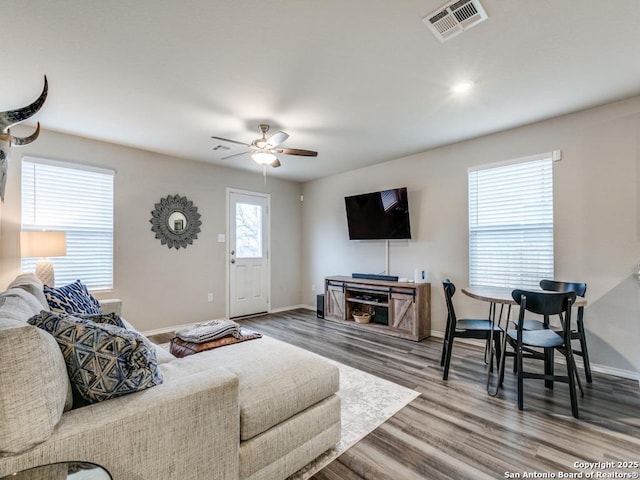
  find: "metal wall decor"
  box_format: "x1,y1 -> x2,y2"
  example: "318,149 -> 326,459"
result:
0,76 -> 48,202
150,194 -> 202,249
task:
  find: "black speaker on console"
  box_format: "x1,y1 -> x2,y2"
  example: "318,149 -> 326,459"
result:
352,273 -> 399,282
316,294 -> 325,318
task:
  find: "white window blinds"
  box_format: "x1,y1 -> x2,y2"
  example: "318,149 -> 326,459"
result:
21,157 -> 114,290
468,154 -> 554,289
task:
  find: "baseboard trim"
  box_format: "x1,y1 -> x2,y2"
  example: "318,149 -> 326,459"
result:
270,304 -> 313,313
590,365 -> 640,382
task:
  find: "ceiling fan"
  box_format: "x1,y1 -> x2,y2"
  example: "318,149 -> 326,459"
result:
211,124 -> 317,169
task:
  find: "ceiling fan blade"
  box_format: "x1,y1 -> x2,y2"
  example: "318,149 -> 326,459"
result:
271,158 -> 282,168
221,150 -> 250,160
265,130 -> 289,148
211,136 -> 250,147
276,148 -> 318,157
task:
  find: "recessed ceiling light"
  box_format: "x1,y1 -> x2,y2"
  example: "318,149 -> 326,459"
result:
451,81 -> 474,94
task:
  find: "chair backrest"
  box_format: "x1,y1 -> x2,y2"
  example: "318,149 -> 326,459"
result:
539,279 -> 586,297
512,289 -> 576,342
442,279 -> 457,326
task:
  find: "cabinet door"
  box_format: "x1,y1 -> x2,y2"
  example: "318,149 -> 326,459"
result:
389,292 -> 417,339
325,284 -> 345,320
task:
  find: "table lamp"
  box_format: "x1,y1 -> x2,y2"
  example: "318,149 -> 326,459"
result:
20,231 -> 67,286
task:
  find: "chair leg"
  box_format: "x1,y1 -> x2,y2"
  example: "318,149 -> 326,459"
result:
498,341 -> 506,388
571,354 -> 584,397
565,350 -> 580,418
441,320 -> 452,367
576,317 -> 592,384
493,331 -> 502,372
544,347 -> 554,390
517,348 -> 524,411
498,335 -> 511,388
442,330 -> 456,381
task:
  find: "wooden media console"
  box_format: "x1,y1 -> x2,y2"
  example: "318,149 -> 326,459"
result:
324,275 -> 431,341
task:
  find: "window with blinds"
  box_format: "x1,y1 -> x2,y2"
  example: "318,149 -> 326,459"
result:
21,157 -> 114,290
468,154 -> 554,289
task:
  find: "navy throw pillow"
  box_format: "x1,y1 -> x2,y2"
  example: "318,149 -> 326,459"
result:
44,280 -> 102,315
73,312 -> 126,328
28,311 -> 163,405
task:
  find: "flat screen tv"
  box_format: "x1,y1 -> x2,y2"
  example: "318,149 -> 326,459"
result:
345,187 -> 411,240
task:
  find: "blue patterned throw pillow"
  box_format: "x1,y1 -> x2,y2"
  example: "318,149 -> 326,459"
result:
44,280 -> 102,315
28,311 -> 163,405
73,312 -> 126,328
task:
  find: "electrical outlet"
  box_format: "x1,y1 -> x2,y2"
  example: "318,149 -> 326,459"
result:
311,284 -> 315,292
207,293 -> 213,302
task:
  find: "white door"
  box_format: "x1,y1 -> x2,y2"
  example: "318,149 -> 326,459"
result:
228,190 -> 270,318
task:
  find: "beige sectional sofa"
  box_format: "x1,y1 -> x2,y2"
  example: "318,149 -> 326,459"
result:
0,274 -> 341,480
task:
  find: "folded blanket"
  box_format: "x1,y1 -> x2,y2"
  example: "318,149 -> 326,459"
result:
175,319 -> 241,343
170,332 -> 263,358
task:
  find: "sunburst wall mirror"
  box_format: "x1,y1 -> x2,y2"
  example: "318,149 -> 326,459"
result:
150,194 -> 202,249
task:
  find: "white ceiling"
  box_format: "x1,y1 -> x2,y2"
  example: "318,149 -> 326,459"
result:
3,1 -> 640,182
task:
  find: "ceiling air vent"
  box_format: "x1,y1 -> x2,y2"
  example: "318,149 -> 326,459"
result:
423,0 -> 488,42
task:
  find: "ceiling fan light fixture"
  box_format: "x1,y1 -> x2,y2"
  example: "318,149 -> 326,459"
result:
451,80 -> 474,94
252,151 -> 277,165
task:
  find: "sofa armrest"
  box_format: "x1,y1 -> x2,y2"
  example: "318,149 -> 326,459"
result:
0,365 -> 240,480
99,298 -> 122,316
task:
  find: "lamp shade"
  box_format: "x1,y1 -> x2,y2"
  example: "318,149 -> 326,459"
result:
20,231 -> 67,258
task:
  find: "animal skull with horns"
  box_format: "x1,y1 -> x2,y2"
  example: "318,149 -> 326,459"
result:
0,76 -> 48,202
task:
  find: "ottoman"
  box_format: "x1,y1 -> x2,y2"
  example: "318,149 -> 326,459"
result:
195,336 -> 341,480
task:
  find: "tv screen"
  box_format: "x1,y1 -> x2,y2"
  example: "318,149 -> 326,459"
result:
345,187 -> 411,240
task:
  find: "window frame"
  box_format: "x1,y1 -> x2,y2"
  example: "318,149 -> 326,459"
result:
468,152 -> 555,289
21,156 -> 115,291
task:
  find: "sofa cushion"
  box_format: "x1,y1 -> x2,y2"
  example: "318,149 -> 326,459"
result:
155,344 -> 177,364
28,311 -> 163,405
7,273 -> 49,310
0,318 -> 71,454
44,280 -> 102,315
196,336 -> 340,441
0,287 -> 45,320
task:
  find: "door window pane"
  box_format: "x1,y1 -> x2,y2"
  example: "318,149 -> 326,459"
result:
235,203 -> 262,258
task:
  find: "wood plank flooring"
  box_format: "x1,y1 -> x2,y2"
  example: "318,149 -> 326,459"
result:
148,309 -> 640,480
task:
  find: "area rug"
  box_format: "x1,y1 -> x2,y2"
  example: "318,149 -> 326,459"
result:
287,358 -> 420,480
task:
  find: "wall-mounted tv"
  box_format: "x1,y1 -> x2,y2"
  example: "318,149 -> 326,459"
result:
345,187 -> 412,240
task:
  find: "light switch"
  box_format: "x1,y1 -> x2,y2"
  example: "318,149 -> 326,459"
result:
217,234 -> 225,243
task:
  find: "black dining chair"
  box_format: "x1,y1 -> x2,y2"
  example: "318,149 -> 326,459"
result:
540,280 -> 591,384
499,289 -> 582,418
514,280 -> 591,384
441,279 -> 502,381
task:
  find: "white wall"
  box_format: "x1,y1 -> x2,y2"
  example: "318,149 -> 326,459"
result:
0,129 -> 302,332
302,96 -> 640,378
2,96 -> 638,378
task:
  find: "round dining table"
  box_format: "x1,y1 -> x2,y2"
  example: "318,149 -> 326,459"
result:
462,285 -> 587,307
461,285 -> 587,395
